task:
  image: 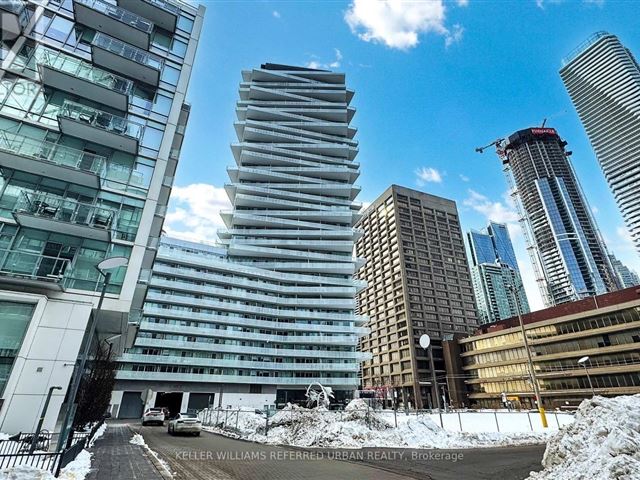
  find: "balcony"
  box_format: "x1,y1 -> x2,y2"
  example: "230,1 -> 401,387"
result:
73,0 -> 153,49
91,32 -> 163,86
0,248 -> 70,291
0,1 -> 30,40
0,131 -> 105,188
58,101 -> 143,154
13,192 -> 117,242
117,0 -> 179,32
38,49 -> 133,111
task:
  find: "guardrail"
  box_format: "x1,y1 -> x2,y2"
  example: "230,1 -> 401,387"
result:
0,420 -> 104,476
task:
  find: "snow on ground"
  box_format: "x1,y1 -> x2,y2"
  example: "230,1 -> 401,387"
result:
87,423 -> 107,449
129,433 -> 172,477
0,449 -> 93,480
201,401 -> 552,449
129,433 -> 146,446
527,395 -> 640,480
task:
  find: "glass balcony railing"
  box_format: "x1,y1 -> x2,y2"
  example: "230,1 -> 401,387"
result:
0,130 -> 106,176
38,48 -> 133,97
0,248 -> 71,283
0,0 -> 25,14
75,0 -> 154,34
92,32 -> 163,71
15,191 -> 117,232
59,101 -> 144,141
144,0 -> 180,15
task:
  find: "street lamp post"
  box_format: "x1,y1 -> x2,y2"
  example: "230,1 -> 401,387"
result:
578,356 -> 595,397
507,285 -> 548,428
419,334 -> 441,412
56,256 -> 128,451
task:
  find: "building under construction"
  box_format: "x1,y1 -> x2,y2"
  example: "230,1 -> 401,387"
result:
492,127 -> 617,307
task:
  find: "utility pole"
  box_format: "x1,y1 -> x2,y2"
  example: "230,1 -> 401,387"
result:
508,285 -> 548,428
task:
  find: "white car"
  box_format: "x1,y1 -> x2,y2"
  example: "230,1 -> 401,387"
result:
167,413 -> 202,436
142,408 -> 165,426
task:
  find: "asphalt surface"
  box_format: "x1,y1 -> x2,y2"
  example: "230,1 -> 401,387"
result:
135,422 -> 546,480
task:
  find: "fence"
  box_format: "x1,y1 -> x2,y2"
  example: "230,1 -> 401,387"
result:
198,406 -> 574,436
0,420 -> 104,476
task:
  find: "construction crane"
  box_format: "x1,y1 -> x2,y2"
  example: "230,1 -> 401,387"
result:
540,109 -> 567,128
475,138 -> 507,162
475,138 -> 504,154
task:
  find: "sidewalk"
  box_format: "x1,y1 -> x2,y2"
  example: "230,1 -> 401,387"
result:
86,423 -> 165,480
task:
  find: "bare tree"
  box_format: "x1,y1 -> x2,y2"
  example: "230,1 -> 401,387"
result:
73,342 -> 116,430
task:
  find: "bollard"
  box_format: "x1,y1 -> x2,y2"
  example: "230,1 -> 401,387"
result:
457,412 -> 462,432
265,413 -> 269,436
394,408 -> 397,428
494,412 -> 500,432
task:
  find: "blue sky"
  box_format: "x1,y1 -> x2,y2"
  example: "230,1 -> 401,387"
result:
166,0 -> 640,310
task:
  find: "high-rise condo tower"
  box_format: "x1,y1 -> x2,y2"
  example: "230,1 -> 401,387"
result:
561,32 -> 640,255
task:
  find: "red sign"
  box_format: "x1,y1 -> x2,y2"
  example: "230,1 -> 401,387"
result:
531,128 -> 557,135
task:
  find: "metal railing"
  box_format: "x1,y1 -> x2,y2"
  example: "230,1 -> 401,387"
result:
15,191 -> 117,232
0,248 -> 71,283
60,100 -> 144,141
92,32 -> 163,70
75,0 -> 154,33
0,130 -> 106,176
38,48 -> 133,96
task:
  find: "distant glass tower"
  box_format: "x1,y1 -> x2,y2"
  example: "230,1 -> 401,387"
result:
499,128 -> 617,307
560,32 -> 640,255
609,253 -> 640,288
467,222 -> 529,324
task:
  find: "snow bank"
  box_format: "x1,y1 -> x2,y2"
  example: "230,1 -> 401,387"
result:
87,423 -> 106,448
129,433 -> 145,446
0,449 -> 92,480
527,395 -> 640,480
129,433 -> 172,477
203,401 -> 551,449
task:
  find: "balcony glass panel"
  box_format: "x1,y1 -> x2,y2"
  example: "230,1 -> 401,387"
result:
92,32 -> 163,71
38,48 -> 133,97
145,0 -> 180,15
59,101 -> 144,142
15,191 -> 116,232
0,248 -> 71,283
0,131 -> 106,176
75,0 -> 154,33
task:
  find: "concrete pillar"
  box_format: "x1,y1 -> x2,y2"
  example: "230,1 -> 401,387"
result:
180,392 -> 190,412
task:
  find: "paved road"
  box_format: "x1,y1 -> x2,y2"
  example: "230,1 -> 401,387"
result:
137,423 -> 545,480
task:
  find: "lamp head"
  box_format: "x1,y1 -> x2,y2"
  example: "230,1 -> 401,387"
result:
97,256 -> 128,272
577,356 -> 590,364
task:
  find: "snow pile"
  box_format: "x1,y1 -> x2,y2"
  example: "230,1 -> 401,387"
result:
87,423 -> 107,448
129,434 -> 172,477
129,433 -> 145,446
528,395 -> 640,480
0,449 -> 92,480
204,401 -> 550,449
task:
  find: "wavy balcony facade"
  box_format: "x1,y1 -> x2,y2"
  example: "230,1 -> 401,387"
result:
119,65 -> 368,401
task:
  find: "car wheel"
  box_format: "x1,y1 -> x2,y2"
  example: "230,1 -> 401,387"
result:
142,421 -> 146,426
195,432 -> 200,437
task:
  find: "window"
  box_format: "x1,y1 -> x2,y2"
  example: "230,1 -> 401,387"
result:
0,302 -> 35,396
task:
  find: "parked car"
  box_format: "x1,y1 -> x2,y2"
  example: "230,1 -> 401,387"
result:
167,413 -> 201,436
142,408 -> 165,426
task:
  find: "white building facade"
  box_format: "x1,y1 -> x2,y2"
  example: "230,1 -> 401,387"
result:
114,64 -> 368,416
561,32 -> 640,255
0,0 -> 204,433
